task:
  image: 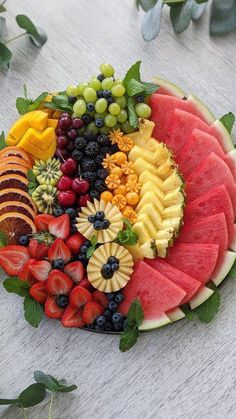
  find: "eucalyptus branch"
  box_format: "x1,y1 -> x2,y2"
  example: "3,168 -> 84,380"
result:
4,31 -> 27,44
47,391 -> 55,419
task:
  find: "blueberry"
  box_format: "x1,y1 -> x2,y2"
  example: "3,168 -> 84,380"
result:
18,235 -> 29,246
75,137 -> 87,150
107,97 -> 115,105
97,74 -> 105,82
53,207 -> 64,217
114,322 -> 124,331
95,324 -> 104,332
89,190 -> 100,200
70,225 -> 78,234
86,323 -> 95,330
78,254 -> 88,264
95,211 -> 105,221
96,315 -> 106,327
103,90 -> 112,98
97,89 -> 104,98
104,310 -> 112,320
108,301 -> 118,312
80,245 -> 88,254
53,259 -> 65,270
87,102 -> 95,112
108,256 -> 119,265
107,292 -> 115,301
93,220 -> 103,230
104,321 -> 112,331
95,118 -> 104,128
111,262 -> 119,272
102,219 -> 110,229
65,208 -> 76,219
112,312 -> 124,324
68,96 -> 77,104
136,94 -> 145,103
88,214 -> 96,223
101,263 -> 113,279
84,240 -> 90,248
115,292 -> 124,304
57,295 -> 69,308
82,114 -> 92,125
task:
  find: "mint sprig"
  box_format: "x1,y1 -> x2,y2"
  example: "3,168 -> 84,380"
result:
86,235 -> 98,259
220,112 -> 235,134
43,93 -> 73,112
16,85 -> 48,115
3,277 -> 30,297
194,284 -> 220,324
116,218 -> 138,246
27,169 -> 38,196
0,130 -> 6,150
119,299 -> 144,352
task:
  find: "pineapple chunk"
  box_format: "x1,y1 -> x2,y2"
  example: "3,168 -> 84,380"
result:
129,119 -> 156,144
163,204 -> 184,219
140,181 -> 165,201
163,188 -> 185,206
129,145 -> 154,164
162,171 -> 183,192
138,203 -> 163,229
132,222 -> 151,245
124,244 -> 144,261
136,191 -> 164,214
161,217 -> 181,232
139,239 -> 169,259
139,170 -> 163,189
155,158 -> 176,179
134,158 -> 160,177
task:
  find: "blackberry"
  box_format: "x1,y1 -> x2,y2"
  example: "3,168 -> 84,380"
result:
97,134 -> 111,147
89,190 -> 100,200
101,146 -> 111,156
97,168 -> 108,180
75,137 -> 87,150
81,159 -> 96,172
94,179 -> 106,193
72,150 -> 84,162
109,143 -> 119,154
82,171 -> 97,182
67,141 -> 75,152
85,141 -> 99,157
95,154 -> 104,166
84,131 -> 96,141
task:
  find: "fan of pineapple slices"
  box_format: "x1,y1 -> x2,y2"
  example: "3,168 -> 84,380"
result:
127,119 -> 185,260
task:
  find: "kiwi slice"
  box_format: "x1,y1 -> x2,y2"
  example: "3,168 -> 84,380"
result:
32,184 -> 58,214
33,158 -> 62,186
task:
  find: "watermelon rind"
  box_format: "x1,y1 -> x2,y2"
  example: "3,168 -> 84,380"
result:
187,95 -> 216,125
225,149 -> 236,180
212,119 -> 234,153
139,313 -> 171,331
167,308 -> 186,322
229,225 -> 236,252
153,77 -> 185,98
189,286 -> 214,310
211,251 -> 236,286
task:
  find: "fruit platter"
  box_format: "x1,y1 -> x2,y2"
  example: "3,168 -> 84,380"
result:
0,61 -> 236,351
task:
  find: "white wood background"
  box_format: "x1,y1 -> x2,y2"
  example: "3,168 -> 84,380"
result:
0,1 -> 236,418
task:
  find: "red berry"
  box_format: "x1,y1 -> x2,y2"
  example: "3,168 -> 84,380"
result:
46,270 -> 74,295
57,135 -> 68,149
61,305 -> 85,327
83,301 -> 104,325
92,290 -> 109,309
79,277 -> 93,291
30,282 -> 47,304
64,261 -> 85,283
29,260 -> 52,282
58,116 -> 72,130
72,178 -> 89,194
61,158 -> 78,176
65,233 -> 85,255
18,259 -> 37,286
72,118 -> 84,129
69,285 -> 92,309
78,194 -> 92,207
67,129 -> 77,140
48,238 -> 71,263
58,190 -> 76,207
48,214 -> 70,240
34,214 -> 55,232
57,176 -> 73,191
0,245 -> 30,277
29,238 -> 49,260
45,296 -> 64,319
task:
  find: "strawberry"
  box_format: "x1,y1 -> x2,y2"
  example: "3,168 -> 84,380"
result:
48,214 -> 70,240
45,295 -> 64,319
65,233 -> 85,254
29,260 -> 52,282
30,282 -> 47,304
48,239 -> 71,263
92,290 -> 109,309
46,269 -> 74,295
61,305 -> 85,328
35,214 -> 55,232
69,285 -> 92,309
79,277 -> 93,291
64,261 -> 84,283
0,245 -> 30,276
83,301 -> 104,325
29,239 -> 49,260
18,259 -> 37,286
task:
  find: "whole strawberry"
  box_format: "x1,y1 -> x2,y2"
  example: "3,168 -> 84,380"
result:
29,232 -> 54,260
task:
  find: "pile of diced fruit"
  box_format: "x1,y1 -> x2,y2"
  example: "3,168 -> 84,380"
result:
1,61 -> 236,334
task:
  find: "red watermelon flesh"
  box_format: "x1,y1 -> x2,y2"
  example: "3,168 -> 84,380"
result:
178,129 -> 228,179
184,185 -> 234,245
145,258 -> 201,304
165,243 -> 219,285
185,152 -> 236,214
150,95 -> 210,142
119,261 -> 186,320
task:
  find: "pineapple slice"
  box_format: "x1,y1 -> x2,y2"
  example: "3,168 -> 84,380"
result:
162,204 -> 184,219
139,239 -> 169,259
139,170 -> 163,189
134,157 -> 160,177
132,222 -> 151,245
163,188 -> 185,206
140,181 -> 165,201
136,191 -> 164,214
162,171 -> 183,192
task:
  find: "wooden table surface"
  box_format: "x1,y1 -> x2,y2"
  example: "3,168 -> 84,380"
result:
0,1 -> 236,418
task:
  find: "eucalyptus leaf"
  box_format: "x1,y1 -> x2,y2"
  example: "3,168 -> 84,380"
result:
142,0 -> 163,41
16,15 -> 47,47
0,42 -> 12,68
139,0 -> 158,12
18,383 -> 46,408
191,0 -> 207,20
29,26 -> 47,47
0,15 -> 7,42
170,0 -> 192,33
0,4 -> 6,13
210,0 -> 236,36
0,398 -> 19,405
34,371 -> 77,393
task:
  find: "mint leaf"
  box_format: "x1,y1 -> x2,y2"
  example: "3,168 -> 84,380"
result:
16,87 -> 48,115
126,79 -> 144,96
119,328 -> 139,352
24,296 -> 44,328
18,383 -> 46,408
27,169 -> 36,183
181,304 -> 194,321
220,112 -> 235,134
141,82 -> 159,95
116,218 -> 138,246
228,261 -> 236,279
194,284 -> 220,324
127,97 -> 139,129
44,94 -> 72,112
0,230 -> 7,247
126,299 -> 144,328
28,92 -> 48,112
123,61 -> 141,88
16,97 -> 29,115
3,277 -> 30,297
0,130 -> 6,150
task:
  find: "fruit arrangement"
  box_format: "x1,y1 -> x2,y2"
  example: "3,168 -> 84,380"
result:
1,62 -> 236,351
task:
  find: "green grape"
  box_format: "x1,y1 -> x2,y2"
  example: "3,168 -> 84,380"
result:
105,114 -> 117,128
73,99 -> 86,117
113,79 -> 123,86
135,103 -> 152,118
111,123 -> 121,131
117,109 -> 128,123
101,78 -> 114,90
87,122 -> 99,134
94,111 -> 107,119
121,121 -> 136,133
109,103 -> 121,116
100,63 -> 115,78
99,125 -> 110,135
111,84 -> 126,97
95,98 -> 108,113
115,96 -> 127,109
77,126 -> 86,136
83,87 -> 97,103
89,78 -> 102,91
66,85 -> 80,97
77,83 -> 88,95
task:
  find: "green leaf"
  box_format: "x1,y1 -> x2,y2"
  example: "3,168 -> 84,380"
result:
24,296 -> 44,328
23,84 -> 28,100
220,112 -> 235,134
120,328 -> 139,352
86,235 -> 97,259
0,230 -> 7,247
126,299 -> 144,328
191,0 -> 207,20
27,169 -> 36,183
44,95 -> 72,112
142,0 -> 163,41
15,15 -> 47,47
0,130 -> 6,150
181,304 -> 194,320
123,61 -> 141,89
194,284 -> 220,324
139,0 -> 158,11
126,79 -> 144,96
18,383 -> 46,408
0,16 -> 7,42
0,4 -> 6,13
16,97 -> 29,115
210,0 -> 236,36
141,82 -> 159,95
127,96 -> 139,129
0,42 -> 12,68
170,0 -> 192,33
116,218 -> 139,245
0,399 -> 19,405
34,371 -> 77,393
228,261 -> 236,279
3,277 -> 30,297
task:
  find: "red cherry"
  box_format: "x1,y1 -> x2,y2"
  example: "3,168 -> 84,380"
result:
72,178 -> 89,194
57,176 -> 73,191
57,135 -> 68,149
77,194 -> 92,207
61,158 -> 78,176
58,190 -> 76,207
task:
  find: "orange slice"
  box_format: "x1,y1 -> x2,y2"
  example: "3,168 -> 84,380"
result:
0,202 -> 35,220
0,212 -> 36,244
0,189 -> 37,212
0,146 -> 33,166
0,164 -> 28,178
0,174 -> 28,192
0,156 -> 31,170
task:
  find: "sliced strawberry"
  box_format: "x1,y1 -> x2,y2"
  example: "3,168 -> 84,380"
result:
92,290 -> 109,309
30,282 -> 47,304
64,261 -> 84,283
29,260 -> 52,282
83,301 -> 104,325
29,238 -> 49,260
65,233 -> 85,254
79,277 -> 93,291
45,295 -> 64,319
49,214 -> 70,240
69,285 -> 92,309
61,305 -> 85,328
0,245 -> 30,276
35,214 -> 55,231
18,259 -> 37,286
48,239 -> 71,263
46,269 -> 74,296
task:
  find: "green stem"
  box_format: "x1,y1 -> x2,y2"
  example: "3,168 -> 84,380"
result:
47,391 -> 55,419
5,32 -> 27,45
20,404 -> 28,419
1,0 -> 7,7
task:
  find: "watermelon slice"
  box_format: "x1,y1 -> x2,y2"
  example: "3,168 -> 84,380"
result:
165,243 -> 219,285
211,251 -> 236,286
189,286 -> 214,310
185,152 -> 236,213
119,261 -> 186,330
225,150 -> 236,180
153,77 -> 185,98
163,109 -> 233,158
145,258 -> 201,304
184,185 -> 234,247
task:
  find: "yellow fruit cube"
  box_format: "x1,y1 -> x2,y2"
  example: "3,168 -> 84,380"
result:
140,181 -> 164,201
134,158 -> 159,176
132,222 -> 151,245
139,170 -> 163,189
136,191 -> 164,214
47,119 -> 58,128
